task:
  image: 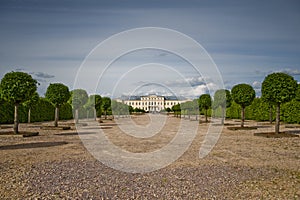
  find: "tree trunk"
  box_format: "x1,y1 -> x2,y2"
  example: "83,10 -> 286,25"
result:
87,110 -> 89,119
14,103 -> 19,134
269,106 -> 273,124
75,109 -> 79,124
241,106 -> 245,127
275,103 -> 280,134
221,107 -> 225,125
93,108 -> 97,121
54,107 -> 59,127
28,108 -> 31,124
205,109 -> 208,123
104,110 -> 107,119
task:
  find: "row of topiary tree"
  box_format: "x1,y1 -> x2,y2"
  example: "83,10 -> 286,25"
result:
173,72 -> 299,134
0,71 -> 116,134
1,71 -> 299,134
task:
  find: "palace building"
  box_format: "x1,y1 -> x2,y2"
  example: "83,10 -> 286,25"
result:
117,94 -> 188,112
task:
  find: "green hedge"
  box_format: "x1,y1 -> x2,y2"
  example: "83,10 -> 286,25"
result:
1,97 -> 299,124
0,100 -> 17,124
225,98 -> 299,124
59,103 -> 73,120
281,99 -> 300,124
0,98 -> 73,124
226,101 -> 241,119
29,98 -> 55,122
245,98 -> 275,121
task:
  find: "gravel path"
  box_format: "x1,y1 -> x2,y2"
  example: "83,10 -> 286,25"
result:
0,117 -> 299,199
2,159 -> 288,199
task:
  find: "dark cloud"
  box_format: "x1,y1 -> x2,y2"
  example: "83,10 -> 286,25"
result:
31,72 -> 55,79
158,53 -> 168,57
35,78 -> 47,83
15,68 -> 25,72
12,69 -> 55,79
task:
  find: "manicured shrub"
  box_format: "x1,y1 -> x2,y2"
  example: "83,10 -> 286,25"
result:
262,72 -> 298,133
231,84 -> 255,127
0,71 -> 38,133
282,99 -> 300,124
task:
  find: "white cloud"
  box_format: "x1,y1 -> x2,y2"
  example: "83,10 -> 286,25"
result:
180,84 -> 208,98
165,76 -> 206,87
252,81 -> 261,89
277,68 -> 300,75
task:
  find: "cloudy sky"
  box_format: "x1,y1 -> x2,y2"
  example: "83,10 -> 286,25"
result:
0,0 -> 299,98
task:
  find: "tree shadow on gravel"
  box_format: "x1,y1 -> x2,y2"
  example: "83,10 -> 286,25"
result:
0,141 -> 68,150
227,126 -> 257,131
55,132 -> 78,136
254,132 -> 299,138
40,126 -> 71,130
54,132 -> 98,136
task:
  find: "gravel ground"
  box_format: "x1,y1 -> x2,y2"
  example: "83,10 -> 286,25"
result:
0,115 -> 299,199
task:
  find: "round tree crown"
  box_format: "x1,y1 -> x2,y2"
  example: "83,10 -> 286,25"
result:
45,83 -> 70,107
261,72 -> 297,104
232,83 -> 255,107
0,71 -> 37,104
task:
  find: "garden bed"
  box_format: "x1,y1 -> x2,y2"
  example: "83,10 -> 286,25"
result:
227,126 -> 257,131
40,126 -> 71,130
254,132 -> 299,138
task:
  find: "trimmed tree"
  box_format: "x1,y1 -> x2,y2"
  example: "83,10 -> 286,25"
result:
23,92 -> 39,123
111,100 -> 130,118
231,84 -> 255,127
101,97 -> 111,119
213,89 -> 232,124
0,92 -> 4,124
172,104 -> 181,118
0,71 -> 38,133
180,100 -> 198,119
94,94 -> 102,118
84,94 -> 102,120
261,72 -> 298,134
199,94 -> 212,123
71,89 -> 88,123
45,83 -> 70,127
296,84 -> 300,101
84,95 -> 94,119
